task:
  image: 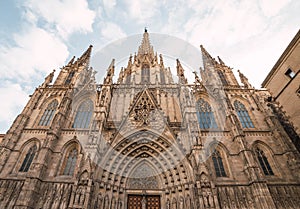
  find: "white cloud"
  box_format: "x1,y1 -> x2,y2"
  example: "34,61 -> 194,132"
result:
100,22 -> 126,41
258,0 -> 291,17
103,0 -> 116,11
0,26 -> 69,81
23,0 -> 96,38
124,0 -> 161,24
0,82 -> 28,133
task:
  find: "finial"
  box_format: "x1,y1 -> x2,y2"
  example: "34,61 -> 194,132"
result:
217,56 -> 225,65
144,27 -> 147,33
193,71 -> 201,84
238,70 -> 252,88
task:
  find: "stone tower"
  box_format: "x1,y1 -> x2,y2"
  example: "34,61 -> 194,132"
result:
0,30 -> 299,209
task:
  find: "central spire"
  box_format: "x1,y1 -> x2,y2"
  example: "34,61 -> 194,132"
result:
138,29 -> 154,56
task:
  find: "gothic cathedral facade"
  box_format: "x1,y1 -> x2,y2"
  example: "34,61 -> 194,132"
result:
0,31 -> 299,209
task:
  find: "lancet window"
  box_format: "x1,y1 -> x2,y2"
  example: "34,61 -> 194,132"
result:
212,151 -> 226,177
196,99 -> 217,129
73,100 -> 93,129
19,145 -> 37,172
38,99 -> 58,126
217,71 -> 228,85
234,100 -> 254,128
65,71 -> 75,85
62,148 -> 78,176
256,148 -> 274,175
141,64 -> 150,83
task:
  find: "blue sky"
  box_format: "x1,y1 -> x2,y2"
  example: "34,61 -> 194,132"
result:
0,0 -> 299,133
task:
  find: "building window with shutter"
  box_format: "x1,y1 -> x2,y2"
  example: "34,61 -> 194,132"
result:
285,68 -> 296,79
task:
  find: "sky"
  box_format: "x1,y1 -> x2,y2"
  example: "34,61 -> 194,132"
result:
0,0 -> 299,133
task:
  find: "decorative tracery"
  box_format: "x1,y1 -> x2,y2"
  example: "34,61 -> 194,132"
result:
212,151 -> 226,177
19,145 -> 37,172
196,99 -> 217,129
73,100 -> 93,129
39,100 -> 58,126
234,100 -> 254,128
256,148 -> 274,175
62,148 -> 78,176
141,64 -> 150,83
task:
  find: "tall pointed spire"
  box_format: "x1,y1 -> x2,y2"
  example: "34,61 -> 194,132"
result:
75,45 -> 93,67
138,29 -> 154,56
200,45 -> 217,67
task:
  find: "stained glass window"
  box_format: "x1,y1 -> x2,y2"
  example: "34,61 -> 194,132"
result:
39,100 -> 58,126
212,151 -> 226,177
196,99 -> 217,129
73,100 -> 93,129
217,71 -> 228,85
141,64 -> 150,83
19,145 -> 37,172
63,148 -> 78,176
256,148 -> 274,175
234,101 -> 254,128
65,71 -> 75,85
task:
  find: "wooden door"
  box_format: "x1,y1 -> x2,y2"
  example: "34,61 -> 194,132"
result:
127,195 -> 160,209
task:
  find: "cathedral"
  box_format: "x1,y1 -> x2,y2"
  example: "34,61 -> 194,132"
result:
0,30 -> 299,209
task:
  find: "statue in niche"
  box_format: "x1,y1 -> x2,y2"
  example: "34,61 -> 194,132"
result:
166,199 -> 170,209
179,197 -> 184,209
142,196 -> 146,209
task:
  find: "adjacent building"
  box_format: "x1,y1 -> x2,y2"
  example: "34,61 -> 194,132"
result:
262,29 -> 300,151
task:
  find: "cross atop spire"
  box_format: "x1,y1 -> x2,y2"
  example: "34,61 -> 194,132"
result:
138,29 -> 154,56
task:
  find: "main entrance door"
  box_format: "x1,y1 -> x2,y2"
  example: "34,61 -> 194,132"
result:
127,195 -> 160,209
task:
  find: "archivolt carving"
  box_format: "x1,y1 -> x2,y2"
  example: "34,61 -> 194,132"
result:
127,163 -> 159,189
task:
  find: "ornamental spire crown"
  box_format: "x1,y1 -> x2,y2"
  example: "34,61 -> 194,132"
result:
138,28 -> 154,56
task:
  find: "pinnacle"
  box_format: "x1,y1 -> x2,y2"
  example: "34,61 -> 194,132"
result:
200,45 -> 217,67
138,29 -> 154,56
76,45 -> 93,66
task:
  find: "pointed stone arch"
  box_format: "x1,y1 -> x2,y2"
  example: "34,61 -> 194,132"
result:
252,140 -> 279,177
207,141 -> 232,179
14,138 -> 40,173
99,129 -> 194,191
126,161 -> 161,190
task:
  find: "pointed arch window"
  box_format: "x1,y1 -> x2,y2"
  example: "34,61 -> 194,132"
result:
65,71 -> 75,85
19,145 -> 37,172
234,101 -> 254,128
141,64 -> 150,83
73,100 -> 93,129
160,69 -> 165,84
212,151 -> 226,177
125,74 -> 131,84
196,99 -> 217,129
217,71 -> 228,85
63,148 -> 78,176
39,100 -> 58,126
256,148 -> 274,175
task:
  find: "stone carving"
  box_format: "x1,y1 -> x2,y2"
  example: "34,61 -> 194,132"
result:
131,92 -> 155,125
